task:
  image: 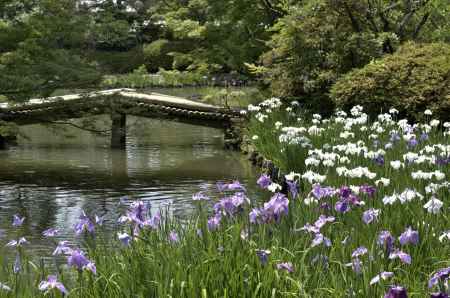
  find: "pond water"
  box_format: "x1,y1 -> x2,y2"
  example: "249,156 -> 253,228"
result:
0,116 -> 258,255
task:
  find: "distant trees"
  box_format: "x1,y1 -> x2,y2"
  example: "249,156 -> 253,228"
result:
0,0 -> 101,101
258,0 -> 450,111
0,0 -> 449,105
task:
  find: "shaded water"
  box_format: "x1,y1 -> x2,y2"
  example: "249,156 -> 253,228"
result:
0,115 -> 257,254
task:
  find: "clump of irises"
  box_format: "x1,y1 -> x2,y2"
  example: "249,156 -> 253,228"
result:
0,104 -> 448,297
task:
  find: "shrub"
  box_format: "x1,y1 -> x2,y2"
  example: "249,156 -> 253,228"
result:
331,42 -> 450,121
143,39 -> 173,71
89,48 -> 145,74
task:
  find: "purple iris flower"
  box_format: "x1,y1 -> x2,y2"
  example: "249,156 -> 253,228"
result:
227,180 -> 246,192
311,184 -> 335,199
13,253 -> 21,274
42,228 -> 59,238
67,249 -> 89,269
384,286 -> 408,298
249,208 -> 261,224
67,249 -> 96,274
214,192 -> 249,216
257,174 -> 272,189
362,208 -> 380,224
207,213 -> 221,231
144,212 -> 161,229
420,132 -> 429,142
276,262 -> 294,273
314,215 -> 335,229
436,158 -> 449,166
346,258 -> 363,274
286,180 -> 299,199
407,137 -> 418,148
74,211 -> 95,236
389,249 -> 412,264
311,233 -> 331,247
298,223 -> 320,234
390,132 -> 401,143
218,180 -> 246,192
168,231 -> 179,243
129,201 -> 148,224
399,227 -> 419,246
12,215 -> 25,227
256,249 -> 271,265
428,267 -> 450,288
95,215 -> 104,226
360,185 -> 376,197
335,200 -> 350,213
192,192 -> 210,201
431,293 -> 449,298
319,202 -> 331,211
53,241 -> 72,256
231,192 -> 250,209
349,194 -> 363,206
216,182 -> 227,192
249,193 -> 289,224
339,186 -> 352,199
39,275 -> 68,295
117,232 -> 132,246
262,193 -> 289,222
373,155 -> 385,166
378,230 -> 395,254
6,237 -> 28,248
370,271 -> 394,285
352,246 -> 368,258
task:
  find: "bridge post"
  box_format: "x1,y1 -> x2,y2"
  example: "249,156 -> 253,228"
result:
0,135 -> 5,150
224,118 -> 244,150
111,112 -> 126,149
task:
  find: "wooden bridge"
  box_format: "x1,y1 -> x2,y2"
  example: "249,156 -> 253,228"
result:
0,89 -> 244,149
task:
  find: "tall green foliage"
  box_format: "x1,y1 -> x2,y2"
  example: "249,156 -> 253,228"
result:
259,0 -> 450,107
0,0 -> 101,101
331,42 -> 450,121
145,0 -> 286,73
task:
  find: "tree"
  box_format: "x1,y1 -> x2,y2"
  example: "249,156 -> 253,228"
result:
0,0 -> 101,102
143,0 -> 287,73
331,42 -> 450,121
258,0 -> 450,111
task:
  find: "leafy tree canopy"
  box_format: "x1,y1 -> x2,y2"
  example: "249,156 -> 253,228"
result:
258,0 -> 450,102
0,0 -> 101,102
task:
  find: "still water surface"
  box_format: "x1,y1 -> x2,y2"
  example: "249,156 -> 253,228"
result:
0,116 -> 257,255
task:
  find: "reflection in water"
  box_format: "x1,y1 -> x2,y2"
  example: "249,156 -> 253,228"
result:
0,116 -> 257,255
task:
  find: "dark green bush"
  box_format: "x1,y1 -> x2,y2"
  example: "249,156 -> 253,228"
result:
331,42 -> 450,121
89,47 -> 145,74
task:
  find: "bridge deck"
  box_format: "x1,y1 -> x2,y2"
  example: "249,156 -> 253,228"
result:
0,88 -> 242,129
0,89 -> 244,149
0,88 -> 224,111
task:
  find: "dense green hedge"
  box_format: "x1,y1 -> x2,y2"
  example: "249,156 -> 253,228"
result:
331,42 -> 450,121
89,47 -> 146,74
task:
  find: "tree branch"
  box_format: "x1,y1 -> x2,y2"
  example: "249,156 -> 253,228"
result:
366,0 -> 379,33
36,118 -> 110,136
343,2 -> 361,33
412,12 -> 430,39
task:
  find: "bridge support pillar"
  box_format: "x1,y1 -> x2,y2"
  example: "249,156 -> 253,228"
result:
224,118 -> 244,150
111,113 -> 126,149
